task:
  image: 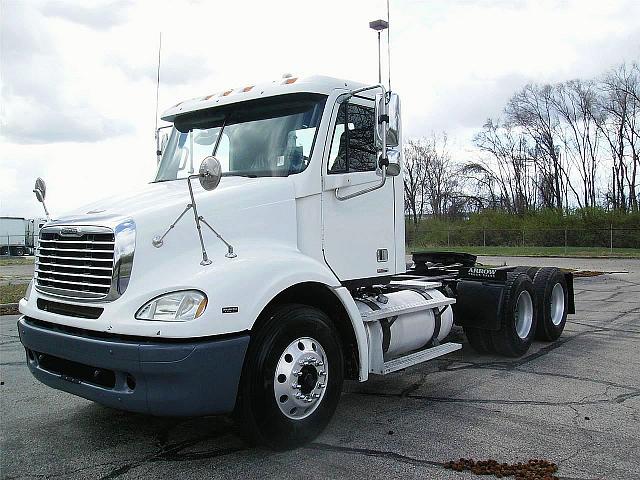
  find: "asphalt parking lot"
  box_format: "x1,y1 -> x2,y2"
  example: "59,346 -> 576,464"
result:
1,257 -> 639,479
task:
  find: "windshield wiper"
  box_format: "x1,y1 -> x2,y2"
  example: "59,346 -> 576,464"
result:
222,173 -> 258,178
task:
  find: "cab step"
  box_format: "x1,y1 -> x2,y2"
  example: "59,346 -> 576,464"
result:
380,342 -> 462,375
359,297 -> 456,323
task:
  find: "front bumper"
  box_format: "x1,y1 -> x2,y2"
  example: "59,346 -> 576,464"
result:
18,317 -> 249,416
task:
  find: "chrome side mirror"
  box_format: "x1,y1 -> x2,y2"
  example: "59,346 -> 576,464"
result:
156,126 -> 171,163
34,177 -> 46,202
374,93 -> 401,149
33,177 -> 50,219
198,156 -> 222,191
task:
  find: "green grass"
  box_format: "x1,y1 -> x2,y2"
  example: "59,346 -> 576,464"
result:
0,257 -> 34,266
0,284 -> 27,304
409,245 -> 640,258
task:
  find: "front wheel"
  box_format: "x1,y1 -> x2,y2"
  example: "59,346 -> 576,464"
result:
235,304 -> 344,450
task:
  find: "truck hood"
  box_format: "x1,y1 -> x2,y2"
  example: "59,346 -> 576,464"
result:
47,175 -> 300,270
55,176 -> 293,223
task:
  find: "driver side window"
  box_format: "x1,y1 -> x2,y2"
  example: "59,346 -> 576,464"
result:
328,102 -> 377,174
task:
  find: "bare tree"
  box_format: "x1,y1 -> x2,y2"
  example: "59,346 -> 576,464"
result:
403,139 -> 429,224
597,63 -> 640,211
403,135 -> 462,221
552,80 -> 601,208
506,84 -> 570,211
423,134 -> 459,218
468,119 -> 536,214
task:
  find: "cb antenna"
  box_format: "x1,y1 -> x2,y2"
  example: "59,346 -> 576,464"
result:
154,32 -> 162,159
387,0 -> 391,91
369,0 -> 391,90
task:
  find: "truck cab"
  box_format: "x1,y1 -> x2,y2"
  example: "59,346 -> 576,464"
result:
18,75 -> 572,449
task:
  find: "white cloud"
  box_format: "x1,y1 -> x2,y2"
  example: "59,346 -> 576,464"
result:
0,1 -> 134,145
41,0 -> 132,30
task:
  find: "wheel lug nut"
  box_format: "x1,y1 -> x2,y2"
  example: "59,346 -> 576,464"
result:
291,383 -> 301,389
317,383 -> 325,389
319,370 -> 326,376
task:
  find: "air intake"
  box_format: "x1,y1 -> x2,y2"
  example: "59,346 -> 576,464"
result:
35,226 -> 115,300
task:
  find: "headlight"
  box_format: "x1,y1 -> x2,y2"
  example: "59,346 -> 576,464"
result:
136,290 -> 207,322
24,280 -> 33,301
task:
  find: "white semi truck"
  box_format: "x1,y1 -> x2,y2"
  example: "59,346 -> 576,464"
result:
18,75 -> 574,449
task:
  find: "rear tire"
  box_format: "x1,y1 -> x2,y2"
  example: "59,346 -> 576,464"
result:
512,266 -> 540,280
235,304 -> 344,450
463,326 -> 494,354
491,273 -> 537,357
533,267 -> 568,341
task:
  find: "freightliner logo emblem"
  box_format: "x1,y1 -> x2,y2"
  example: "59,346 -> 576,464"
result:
60,227 -> 82,236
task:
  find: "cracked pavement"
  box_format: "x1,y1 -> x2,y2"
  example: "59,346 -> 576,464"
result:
1,257 -> 639,479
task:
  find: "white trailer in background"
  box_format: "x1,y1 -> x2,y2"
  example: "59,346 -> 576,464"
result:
0,216 -> 32,256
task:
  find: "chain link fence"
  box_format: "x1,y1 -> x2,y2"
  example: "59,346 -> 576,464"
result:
407,226 -> 640,255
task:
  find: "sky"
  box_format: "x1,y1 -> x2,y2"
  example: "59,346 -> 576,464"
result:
1,0 -> 639,218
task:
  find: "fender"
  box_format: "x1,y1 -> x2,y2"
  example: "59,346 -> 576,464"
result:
330,286 -> 369,382
226,250 -> 369,381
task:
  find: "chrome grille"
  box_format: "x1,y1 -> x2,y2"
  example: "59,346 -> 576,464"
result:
35,227 -> 115,300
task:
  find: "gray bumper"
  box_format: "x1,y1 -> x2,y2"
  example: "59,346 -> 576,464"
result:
18,317 -> 249,416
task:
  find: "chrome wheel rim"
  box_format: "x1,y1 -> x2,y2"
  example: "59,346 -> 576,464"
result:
273,337 -> 328,420
515,290 -> 534,339
550,283 -> 565,326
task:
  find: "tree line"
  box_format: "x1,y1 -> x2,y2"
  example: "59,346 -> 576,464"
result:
404,62 -> 640,222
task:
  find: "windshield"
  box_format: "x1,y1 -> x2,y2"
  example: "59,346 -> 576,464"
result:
155,93 -> 327,181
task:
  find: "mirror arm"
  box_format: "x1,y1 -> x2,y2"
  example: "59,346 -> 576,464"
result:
198,216 -> 237,258
36,196 -> 50,221
152,171 -> 237,265
155,125 -> 172,163
338,83 -> 387,103
335,83 -> 390,201
186,174 -> 212,266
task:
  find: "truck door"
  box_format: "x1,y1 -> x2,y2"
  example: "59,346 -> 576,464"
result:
321,96 -> 397,282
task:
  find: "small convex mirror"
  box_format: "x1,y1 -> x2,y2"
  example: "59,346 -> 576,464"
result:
386,148 -> 401,177
199,156 -> 222,191
33,177 -> 46,203
386,163 -> 401,177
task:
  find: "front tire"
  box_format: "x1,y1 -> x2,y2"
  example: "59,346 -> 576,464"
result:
235,304 -> 344,450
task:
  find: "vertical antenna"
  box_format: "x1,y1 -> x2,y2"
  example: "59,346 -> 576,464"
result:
154,32 -> 162,137
387,0 -> 391,91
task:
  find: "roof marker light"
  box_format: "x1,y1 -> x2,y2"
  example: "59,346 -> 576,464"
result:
203,94 -> 216,100
283,77 -> 298,85
242,85 -> 254,92
221,89 -> 233,96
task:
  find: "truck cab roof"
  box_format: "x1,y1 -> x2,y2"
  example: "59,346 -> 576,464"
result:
160,75 -> 369,122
